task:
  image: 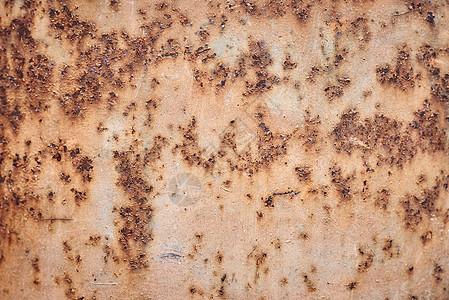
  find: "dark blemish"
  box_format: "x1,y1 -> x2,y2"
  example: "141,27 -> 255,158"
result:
31,257 -> 40,272
60,172 -> 71,183
357,247 -> 374,273
426,12 -> 435,26
241,0 -> 258,15
330,166 -> 353,202
272,190 -> 300,197
409,100 -> 446,152
110,0 -> 120,11
248,249 -> 268,284
382,239 -> 393,251
347,281 -> 357,290
402,178 -> 442,230
173,117 -> 214,170
431,74 -> 449,103
70,188 -> 87,205
216,251 -> 223,264
334,50 -> 347,67
303,274 -> 316,292
188,233 -> 204,259
291,0 -> 312,22
189,285 -> 203,296
256,252 -> 267,265
114,205 -> 153,270
375,189 -> 390,209
382,238 -> 399,259
266,0 -> 288,17
48,191 -> 55,202
331,100 -> 446,167
295,166 -> 311,182
418,174 -> 427,183
306,66 -> 321,82
324,85 -> 343,100
420,231 -> 432,245
280,277 -> 288,286
433,264 -> 444,282
85,235 -> 101,246
123,101 -> 136,117
263,196 -> 274,207
299,111 -> 321,152
407,266 -> 414,275
271,239 -> 281,250
376,48 -> 415,90
63,241 -> 72,252
242,41 -> 280,96
283,56 -> 297,70
401,199 -> 422,230
97,122 -> 108,132
337,76 -> 351,85
218,285 -> 225,297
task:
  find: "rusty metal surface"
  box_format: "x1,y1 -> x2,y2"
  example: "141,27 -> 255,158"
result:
0,0 -> 448,299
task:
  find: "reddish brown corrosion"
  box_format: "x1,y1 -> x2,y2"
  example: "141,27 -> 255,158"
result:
0,0 -> 448,299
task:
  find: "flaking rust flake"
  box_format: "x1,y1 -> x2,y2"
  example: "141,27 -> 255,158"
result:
0,0 -> 448,299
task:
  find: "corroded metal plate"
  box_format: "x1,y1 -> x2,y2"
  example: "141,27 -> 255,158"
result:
0,0 -> 448,299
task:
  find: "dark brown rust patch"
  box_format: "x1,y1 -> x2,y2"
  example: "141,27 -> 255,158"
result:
0,5 -> 55,131
332,100 -> 446,167
302,274 -> 317,293
376,48 -> 416,90
433,263 -> 444,282
85,235 -> 101,246
347,281 -> 357,290
381,238 -> 399,259
416,43 -> 448,103
295,166 -> 312,182
112,140 -> 167,270
431,74 -> 449,103
324,85 -> 343,100
189,285 -> 204,297
375,189 -> 390,209
420,230 -> 433,245
357,247 -> 374,273
215,251 -> 223,264
243,41 -> 280,96
401,178 -> 442,230
248,248 -> 268,284
330,165 -> 353,202
31,257 -> 40,272
404,1 -> 439,26
291,0 -> 313,22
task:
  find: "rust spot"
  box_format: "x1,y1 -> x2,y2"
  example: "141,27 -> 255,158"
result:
215,251 -> 223,264
31,257 -> 40,272
376,48 -> 415,91
303,274 -> 317,292
375,189 -> 390,210
347,281 -> 357,290
330,165 -> 353,202
357,247 -> 374,273
420,231 -> 433,245
433,263 -> 444,282
295,166 -> 312,182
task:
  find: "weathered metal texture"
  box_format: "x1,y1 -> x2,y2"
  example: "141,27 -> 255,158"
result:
0,0 -> 448,299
